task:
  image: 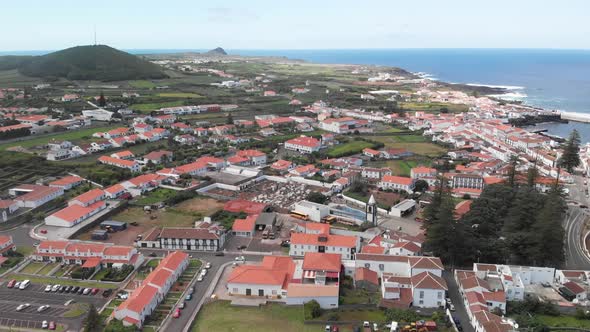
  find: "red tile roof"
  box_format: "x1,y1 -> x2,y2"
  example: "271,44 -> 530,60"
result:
71,188 -> 104,205
49,175 -> 84,187
49,201 -> 105,223
285,136 -> 320,148
411,271 -> 447,290
232,215 -> 257,232
224,199 -> 267,215
302,252 -> 341,272
355,267 -> 379,286
382,175 -> 413,186
564,281 -> 586,294
290,233 -> 357,248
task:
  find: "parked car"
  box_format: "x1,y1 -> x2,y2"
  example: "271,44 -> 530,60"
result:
40,229 -> 47,234
38,305 -> 50,312
42,320 -> 48,329
185,294 -> 192,301
14,281 -> 21,288
83,288 -> 91,295
188,287 -> 195,294
173,308 -> 181,318
19,280 -> 30,290
148,252 -> 157,257
179,302 -> 186,309
72,286 -> 80,293
64,286 -> 72,293
16,303 -> 30,311
91,288 -> 99,295
205,262 -> 211,269
237,245 -> 247,250
325,325 -> 331,331
44,285 -> 52,292
77,287 -> 84,295
449,303 -> 456,311
49,321 -> 56,330
64,300 -> 75,306
214,252 -> 224,256
6,279 -> 16,288
58,286 -> 66,293
200,269 -> 207,277
197,275 -> 203,282
51,284 -> 60,292
102,289 -> 113,298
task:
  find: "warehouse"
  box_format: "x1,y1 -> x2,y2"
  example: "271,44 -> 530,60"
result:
389,199 -> 416,218
100,220 -> 128,232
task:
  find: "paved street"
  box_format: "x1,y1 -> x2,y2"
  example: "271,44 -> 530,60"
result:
443,270 -> 474,332
137,249 -> 262,332
564,175 -> 590,269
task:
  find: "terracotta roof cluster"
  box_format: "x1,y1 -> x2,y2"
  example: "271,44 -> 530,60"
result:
285,136 -> 321,148
302,252 -> 341,272
290,232 -> 357,248
228,256 -> 295,288
48,175 -> 84,188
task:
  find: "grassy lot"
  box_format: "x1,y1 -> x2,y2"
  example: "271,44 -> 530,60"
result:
134,188 -> 178,205
192,301 -> 324,332
340,288 -> 381,305
129,100 -> 186,112
327,140 -> 377,158
16,246 -> 34,257
369,159 -> 428,177
367,135 -> 447,157
112,206 -> 197,228
7,274 -> 119,289
20,261 -> 45,274
156,92 -> 202,98
536,315 -> 590,328
129,80 -> 156,89
63,303 -> 89,318
174,197 -> 225,217
0,125 -> 118,151
37,262 -> 59,276
399,101 -> 469,113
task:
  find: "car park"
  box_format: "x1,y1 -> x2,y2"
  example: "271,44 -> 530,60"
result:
16,303 -> 30,311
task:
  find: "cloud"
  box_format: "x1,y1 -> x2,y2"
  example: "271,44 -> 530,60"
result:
207,6 -> 260,23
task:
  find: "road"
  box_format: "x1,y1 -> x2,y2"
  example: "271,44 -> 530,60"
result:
137,249 -> 262,332
443,271 -> 474,332
564,175 -> 590,270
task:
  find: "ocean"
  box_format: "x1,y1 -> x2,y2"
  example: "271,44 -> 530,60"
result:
3,48 -> 590,140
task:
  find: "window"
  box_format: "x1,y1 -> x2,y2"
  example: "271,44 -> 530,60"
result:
419,300 -> 423,305
437,292 -> 442,299
272,290 -> 277,295
419,291 -> 424,298
364,263 -> 370,268
379,264 -> 384,271
233,288 -> 238,293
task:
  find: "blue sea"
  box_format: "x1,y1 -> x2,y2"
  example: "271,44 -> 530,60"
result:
3,48 -> 590,140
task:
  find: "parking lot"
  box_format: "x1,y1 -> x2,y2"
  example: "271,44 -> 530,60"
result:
0,282 -> 109,330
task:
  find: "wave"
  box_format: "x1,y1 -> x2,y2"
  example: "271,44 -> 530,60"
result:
489,92 -> 528,100
466,83 -> 525,90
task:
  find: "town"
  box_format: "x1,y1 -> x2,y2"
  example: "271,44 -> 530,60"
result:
0,46 -> 589,332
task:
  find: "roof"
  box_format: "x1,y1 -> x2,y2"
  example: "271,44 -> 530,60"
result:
483,291 -> 506,303
361,245 -> 386,254
0,235 -> 13,246
290,232 -> 357,248
81,257 -> 101,268
459,275 -> 490,291
120,284 -> 159,314
12,184 -> 62,203
49,201 -> 105,223
236,149 -> 266,158
112,150 -> 134,158
142,228 -> 161,241
302,252 -> 341,272
356,253 -> 444,270
393,241 -> 421,253
285,136 -> 320,148
381,175 -> 413,186
287,284 -> 339,297
105,184 -> 125,195
103,246 -> 133,256
232,215 -> 257,232
38,240 -> 69,250
412,166 -> 437,174
411,271 -> 448,290
159,251 -> 189,272
160,228 -> 219,240
143,268 -> 173,288
49,175 -> 84,187
228,256 -> 294,287
271,159 -> 292,170
71,188 -> 104,205
98,155 -> 137,167
454,200 -> 473,219
0,199 -> 17,209
143,150 -> 172,161
355,267 -> 379,286
564,281 -> 586,294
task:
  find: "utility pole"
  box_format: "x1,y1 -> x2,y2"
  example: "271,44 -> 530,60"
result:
94,25 -> 97,45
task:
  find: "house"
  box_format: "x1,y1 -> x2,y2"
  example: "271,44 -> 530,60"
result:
410,167 -> 437,179
562,281 -> 587,301
170,122 -> 192,133
0,200 -> 18,222
382,148 -> 413,159
289,232 -> 359,260
379,175 -> 415,193
33,240 -> 142,268
45,201 -> 107,227
451,174 -> 485,189
98,156 -> 141,172
284,136 -> 321,154
232,215 -> 257,237
104,184 -> 127,199
236,150 -> 267,166
363,148 -> 381,158
9,184 -> 64,208
69,188 -> 105,207
111,150 -> 135,160
271,159 -> 293,173
174,134 -> 197,145
157,226 -> 226,251
380,271 -> 447,308
355,267 -> 379,291
286,284 -> 340,309
49,175 -> 85,191
0,235 -> 15,255
227,256 -> 294,298
290,164 -> 319,177
354,254 -> 444,278
114,251 -> 188,328
143,150 -> 173,164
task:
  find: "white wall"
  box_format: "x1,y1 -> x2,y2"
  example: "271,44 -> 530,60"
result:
413,288 -> 444,308
286,296 -> 339,309
227,282 -> 282,297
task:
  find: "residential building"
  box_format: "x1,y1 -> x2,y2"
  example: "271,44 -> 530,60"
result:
9,184 -> 64,208
98,156 -> 141,172
0,235 -> 15,255
284,136 -> 321,154
48,176 -> 85,190
289,232 -> 359,260
379,175 -> 415,193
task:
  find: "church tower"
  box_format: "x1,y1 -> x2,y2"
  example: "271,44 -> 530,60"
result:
366,194 -> 377,226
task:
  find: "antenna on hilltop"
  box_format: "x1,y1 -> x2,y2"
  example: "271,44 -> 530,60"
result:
94,25 -> 97,46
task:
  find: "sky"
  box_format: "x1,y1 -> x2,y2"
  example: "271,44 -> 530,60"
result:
1,0 -> 590,51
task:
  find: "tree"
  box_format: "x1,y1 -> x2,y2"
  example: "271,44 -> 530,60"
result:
306,192 -> 328,204
527,164 -> 539,187
558,129 -> 581,173
84,304 -> 101,332
226,113 -> 233,125
507,155 -> 519,188
98,91 -> 106,107
413,179 -> 428,192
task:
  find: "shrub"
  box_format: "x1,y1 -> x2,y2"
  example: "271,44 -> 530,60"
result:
304,300 -> 322,320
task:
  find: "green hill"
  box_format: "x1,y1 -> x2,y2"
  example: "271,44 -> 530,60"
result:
15,45 -> 167,81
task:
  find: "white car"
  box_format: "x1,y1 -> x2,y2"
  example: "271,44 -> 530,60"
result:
16,303 -> 30,311
19,280 -> 30,290
42,321 -> 48,329
200,269 -> 207,277
51,284 -> 60,292
205,262 -> 211,269
14,281 -> 21,288
38,305 -> 50,312
197,275 -> 204,282
83,288 -> 91,295
45,285 -> 52,292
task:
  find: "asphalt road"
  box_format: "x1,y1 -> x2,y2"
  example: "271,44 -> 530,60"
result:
137,249 -> 262,332
564,175 -> 590,270
0,283 -> 108,331
443,271 -> 474,332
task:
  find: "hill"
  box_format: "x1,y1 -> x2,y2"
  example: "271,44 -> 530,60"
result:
0,56 -> 33,71
205,47 -> 227,56
16,45 -> 167,81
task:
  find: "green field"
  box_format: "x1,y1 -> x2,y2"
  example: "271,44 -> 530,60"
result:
135,188 -> 178,205
156,92 -> 202,98
130,100 -> 186,112
0,125 -> 118,151
367,135 -> 447,157
192,301 -> 323,332
327,140 -> 377,158
112,206 -> 196,228
129,80 -> 157,89
400,101 -> 469,113
20,261 -> 45,274
537,315 -> 590,329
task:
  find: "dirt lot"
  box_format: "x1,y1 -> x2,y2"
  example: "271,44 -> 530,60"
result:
76,197 -> 225,246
